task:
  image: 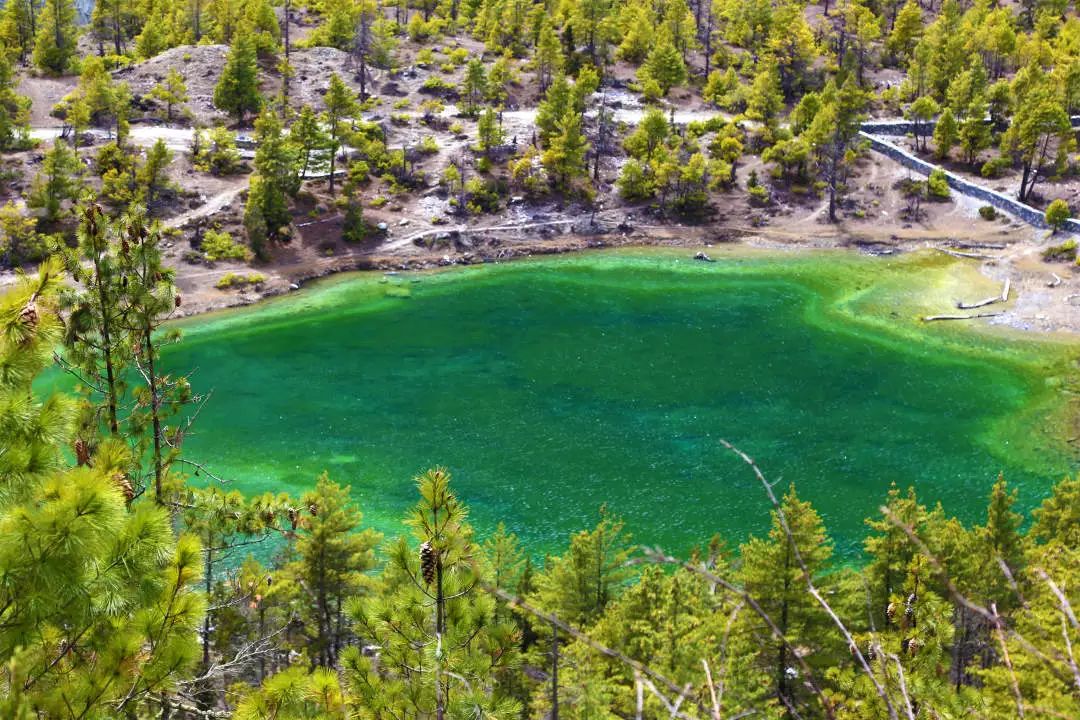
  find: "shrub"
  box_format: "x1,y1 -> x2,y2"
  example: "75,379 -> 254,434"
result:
981,156 -> 1010,179
419,136 -> 439,154
445,47 -> 469,65
927,169 -> 950,199
1045,198 -> 1071,232
978,205 -> 997,221
216,272 -> 266,289
201,229 -> 253,262
1041,238 -> 1076,262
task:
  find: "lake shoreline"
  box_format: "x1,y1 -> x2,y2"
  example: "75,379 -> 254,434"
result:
173,224 -> 1080,341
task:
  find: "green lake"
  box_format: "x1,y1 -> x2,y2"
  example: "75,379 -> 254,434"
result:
168,249 -> 1078,557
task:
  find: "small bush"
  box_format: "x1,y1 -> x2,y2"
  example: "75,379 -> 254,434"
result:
216,272 -> 266,289
927,169 -> 950,199
981,157 -> 1010,179
1045,198 -> 1071,232
201,229 -> 253,262
978,206 -> 997,221
419,136 -> 439,154
1042,238 -> 1076,261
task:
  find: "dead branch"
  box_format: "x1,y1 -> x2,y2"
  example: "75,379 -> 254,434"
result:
922,312 -> 1003,322
719,439 -> 897,720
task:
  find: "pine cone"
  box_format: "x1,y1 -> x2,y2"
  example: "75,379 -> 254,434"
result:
420,541 -> 436,585
112,472 -> 134,502
886,602 -> 897,621
175,294 -> 182,308
74,438 -> 91,466
19,300 -> 38,330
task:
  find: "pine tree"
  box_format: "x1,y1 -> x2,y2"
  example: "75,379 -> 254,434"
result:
285,474 -> 381,668
738,484 -> 834,715
536,73 -> 571,146
27,138 -> 81,224
906,95 -> 939,152
530,506 -> 634,628
0,0 -> 39,63
148,67 -> 189,122
137,138 -> 174,202
640,29 -> 687,96
1000,80 -> 1073,201
0,50 -> 31,151
959,95 -> 992,165
745,56 -> 784,129
346,469 -> 521,720
0,258 -> 204,718
932,106 -> 958,160
31,0 -> 76,74
542,108 -> 590,191
289,104 -> 330,179
475,105 -> 504,160
245,108 -> 298,249
214,27 -> 262,124
535,16 -> 563,94
323,72 -> 356,195
462,57 -> 488,116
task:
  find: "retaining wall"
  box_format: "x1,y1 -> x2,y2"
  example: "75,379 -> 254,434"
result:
859,132 -> 1080,233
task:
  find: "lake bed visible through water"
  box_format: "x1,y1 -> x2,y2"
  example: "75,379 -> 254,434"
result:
169,249 -> 1079,557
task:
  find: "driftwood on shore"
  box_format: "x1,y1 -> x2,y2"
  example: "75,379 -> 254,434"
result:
923,312 -> 1004,322
936,247 -> 995,260
955,278 -> 1010,309
1049,273 -> 1063,288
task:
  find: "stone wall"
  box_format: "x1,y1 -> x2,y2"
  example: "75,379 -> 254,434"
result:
859,132 -> 1080,233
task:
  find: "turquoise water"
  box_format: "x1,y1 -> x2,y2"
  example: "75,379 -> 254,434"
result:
168,251 -> 1076,557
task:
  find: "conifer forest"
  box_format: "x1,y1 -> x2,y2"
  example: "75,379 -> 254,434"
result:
1,0 -> 1080,714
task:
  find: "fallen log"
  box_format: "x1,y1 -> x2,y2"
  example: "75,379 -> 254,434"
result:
923,312 -> 1004,322
936,247 -> 994,260
957,296 -> 1000,309
956,279 -> 1010,309
948,241 -> 1007,250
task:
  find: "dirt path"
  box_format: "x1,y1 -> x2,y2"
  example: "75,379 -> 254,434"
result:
166,181 -> 247,229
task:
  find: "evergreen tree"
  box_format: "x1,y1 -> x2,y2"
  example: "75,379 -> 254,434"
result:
137,138 -> 174,202
148,67 -> 189,122
0,49 -> 31,151
27,138 -> 81,224
462,57 -> 488,116
0,258 -> 204,718
323,72 -> 356,195
932,106 -> 958,160
475,105 -> 504,160
213,27 -> 262,124
289,104 -> 330,179
0,0 -> 39,64
346,469 -> 520,720
531,506 -> 634,628
1000,80 -> 1073,201
738,484 -> 834,714
745,56 -> 784,129
906,95 -> 939,152
536,73 -> 571,145
285,474 -> 381,668
535,16 -> 563,94
244,108 -> 298,251
640,29 -> 687,96
542,108 -> 590,191
31,0 -> 76,74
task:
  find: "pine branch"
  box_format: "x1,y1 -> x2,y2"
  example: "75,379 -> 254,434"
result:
719,438 -> 889,720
